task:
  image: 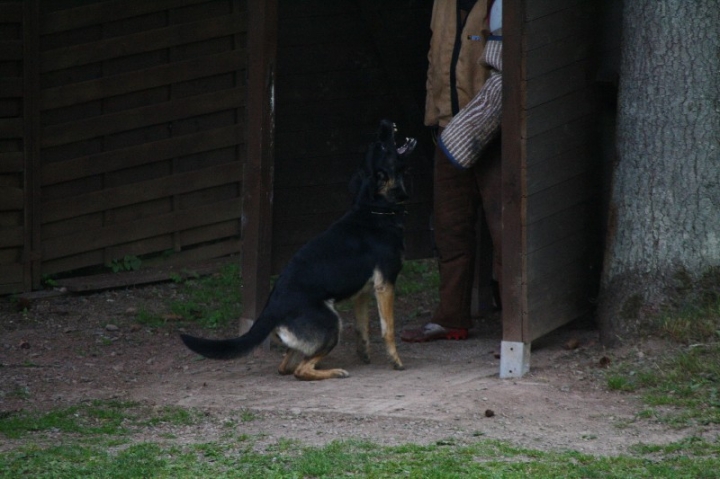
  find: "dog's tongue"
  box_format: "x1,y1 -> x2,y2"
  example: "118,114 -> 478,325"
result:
397,137 -> 417,155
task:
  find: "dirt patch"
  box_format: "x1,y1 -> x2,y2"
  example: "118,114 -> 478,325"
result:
0,280 -> 708,455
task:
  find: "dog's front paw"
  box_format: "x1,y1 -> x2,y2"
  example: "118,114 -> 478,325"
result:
393,362 -> 405,371
335,369 -> 351,378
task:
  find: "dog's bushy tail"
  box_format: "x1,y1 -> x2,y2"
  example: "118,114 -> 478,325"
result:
180,313 -> 277,360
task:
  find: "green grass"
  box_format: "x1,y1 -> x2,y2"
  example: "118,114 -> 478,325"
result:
0,401 -> 200,440
396,259 -> 440,298
2,434 -> 720,478
606,298 -> 720,427
2,401 -> 720,478
656,300 -> 720,344
165,263 -> 243,329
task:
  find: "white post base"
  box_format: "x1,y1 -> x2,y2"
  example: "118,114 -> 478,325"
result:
499,341 -> 530,378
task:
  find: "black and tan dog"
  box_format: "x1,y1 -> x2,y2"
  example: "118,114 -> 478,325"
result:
180,120 -> 416,380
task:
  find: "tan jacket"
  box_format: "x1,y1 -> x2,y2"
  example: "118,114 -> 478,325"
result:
425,0 -> 490,128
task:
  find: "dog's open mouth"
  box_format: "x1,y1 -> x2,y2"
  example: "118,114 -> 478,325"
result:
397,137 -> 417,156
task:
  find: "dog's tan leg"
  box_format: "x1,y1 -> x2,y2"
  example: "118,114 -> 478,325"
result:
293,355 -> 349,381
374,275 -> 404,371
278,349 -> 302,375
353,289 -> 372,364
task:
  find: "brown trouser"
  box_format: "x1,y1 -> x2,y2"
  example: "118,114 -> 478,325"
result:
431,132 -> 502,329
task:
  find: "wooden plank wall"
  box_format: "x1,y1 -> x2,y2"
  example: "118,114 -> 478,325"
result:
0,1 -> 26,294
272,0 -> 434,272
522,0 -> 604,341
33,0 -> 248,283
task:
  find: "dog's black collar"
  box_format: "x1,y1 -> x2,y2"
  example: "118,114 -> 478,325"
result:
370,208 -> 408,216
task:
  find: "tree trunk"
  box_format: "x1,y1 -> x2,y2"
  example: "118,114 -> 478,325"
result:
598,0 -> 720,345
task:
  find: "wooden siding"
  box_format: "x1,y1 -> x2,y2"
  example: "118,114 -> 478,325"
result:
272,0 -> 434,272
0,1 -> 26,294
504,0 -> 604,343
0,0 -> 248,292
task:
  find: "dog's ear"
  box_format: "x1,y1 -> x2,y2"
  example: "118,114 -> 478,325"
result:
377,119 -> 396,143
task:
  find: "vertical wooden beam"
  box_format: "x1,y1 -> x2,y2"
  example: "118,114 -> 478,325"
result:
241,0 -> 277,329
500,0 -> 529,376
23,0 -> 41,290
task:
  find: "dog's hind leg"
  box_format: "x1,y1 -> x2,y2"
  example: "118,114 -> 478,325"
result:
278,349 -> 302,375
293,355 -> 350,380
374,273 -> 404,371
352,287 -> 372,364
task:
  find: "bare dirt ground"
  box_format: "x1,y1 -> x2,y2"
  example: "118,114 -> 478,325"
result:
0,279 -> 709,455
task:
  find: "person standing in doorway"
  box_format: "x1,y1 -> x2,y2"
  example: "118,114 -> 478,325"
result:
401,0 -> 503,342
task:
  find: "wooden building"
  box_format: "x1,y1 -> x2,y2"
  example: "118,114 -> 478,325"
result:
0,0 -> 618,376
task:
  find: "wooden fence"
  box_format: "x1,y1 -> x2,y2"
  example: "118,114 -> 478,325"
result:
0,0 -> 248,294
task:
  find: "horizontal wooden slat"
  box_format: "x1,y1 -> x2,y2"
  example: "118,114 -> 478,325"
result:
526,231 -> 591,284
527,202 -> 595,254
52,257 -> 236,293
527,172 -> 596,224
525,0 -> 587,21
102,221 -> 240,267
40,14 -> 247,73
41,50 -> 246,110
0,152 -> 23,173
144,238 -> 240,267
41,250 -> 104,276
0,225 -> 23,248
0,40 -> 22,60
528,259 -> 596,313
0,262 -> 22,284
0,186 -> 23,210
526,89 -> 596,139
42,161 -> 242,222
525,4 -> 595,52
42,124 -> 244,185
527,258 -> 599,342
43,197 -> 241,260
526,33 -> 592,79
0,118 -> 23,138
40,0 -> 210,34
178,220 -> 240,247
527,60 -> 589,109
526,144 -> 592,195
0,78 -> 23,98
104,235 -> 175,265
41,86 -> 245,148
526,114 -> 595,165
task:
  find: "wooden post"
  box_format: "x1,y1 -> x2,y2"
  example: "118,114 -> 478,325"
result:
23,0 -> 41,290
240,0 -> 277,332
500,0 -> 530,377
